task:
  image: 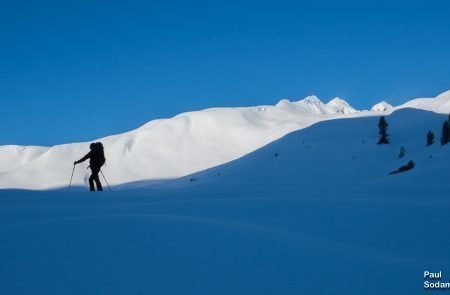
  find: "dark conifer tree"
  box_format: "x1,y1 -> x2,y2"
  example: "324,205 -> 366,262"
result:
426,131 -> 435,146
441,121 -> 450,145
377,116 -> 389,144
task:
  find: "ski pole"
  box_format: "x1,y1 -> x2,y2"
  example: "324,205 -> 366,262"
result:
68,164 -> 76,191
100,170 -> 112,192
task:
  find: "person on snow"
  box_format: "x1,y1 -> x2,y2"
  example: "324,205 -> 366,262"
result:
74,142 -> 106,191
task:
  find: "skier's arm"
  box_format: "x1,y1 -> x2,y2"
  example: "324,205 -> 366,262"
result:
74,152 -> 91,165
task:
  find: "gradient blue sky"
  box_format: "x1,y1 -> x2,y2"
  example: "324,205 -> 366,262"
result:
1,0 -> 450,146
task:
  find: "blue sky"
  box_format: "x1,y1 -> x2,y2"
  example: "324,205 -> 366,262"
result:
1,0 -> 450,146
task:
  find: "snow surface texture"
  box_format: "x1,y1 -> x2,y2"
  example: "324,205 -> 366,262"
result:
1,108 -> 450,294
1,91 -> 449,190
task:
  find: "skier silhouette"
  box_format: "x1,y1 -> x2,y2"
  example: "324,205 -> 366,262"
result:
74,142 -> 106,191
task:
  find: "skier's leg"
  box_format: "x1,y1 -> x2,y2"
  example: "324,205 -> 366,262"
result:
95,173 -> 103,191
88,174 -> 95,191
92,167 -> 103,191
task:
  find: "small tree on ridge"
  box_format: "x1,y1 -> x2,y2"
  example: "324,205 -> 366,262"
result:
426,131 -> 435,146
441,121 -> 449,145
377,116 -> 389,144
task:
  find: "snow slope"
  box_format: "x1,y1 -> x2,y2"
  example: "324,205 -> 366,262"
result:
165,108 -> 450,191
0,145 -> 48,173
397,90 -> 450,113
0,96 -> 362,190
1,108 -> 449,294
0,90 -> 449,190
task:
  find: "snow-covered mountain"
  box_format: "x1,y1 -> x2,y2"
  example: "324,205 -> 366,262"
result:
2,107 -> 450,295
275,95 -> 358,114
370,91 -> 450,114
327,97 -> 359,114
2,91 -> 450,295
371,101 -> 393,112
0,90 -> 449,190
0,96 -> 362,190
166,107 -> 450,190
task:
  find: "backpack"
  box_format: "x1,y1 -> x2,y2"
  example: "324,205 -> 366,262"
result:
95,142 -> 106,167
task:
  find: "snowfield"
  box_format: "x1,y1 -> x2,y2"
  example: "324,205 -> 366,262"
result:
1,90 -> 450,190
0,95 -> 367,190
1,91 -> 450,294
173,108 -> 450,189
2,184 -> 449,294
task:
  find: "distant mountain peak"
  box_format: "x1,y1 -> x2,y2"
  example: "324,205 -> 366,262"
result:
328,97 -> 348,104
371,101 -> 393,112
276,95 -> 358,114
301,95 -> 323,104
326,97 -> 358,114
